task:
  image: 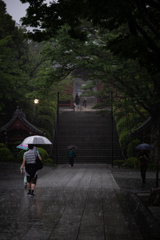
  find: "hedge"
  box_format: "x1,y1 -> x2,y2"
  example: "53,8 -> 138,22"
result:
0,147 -> 15,162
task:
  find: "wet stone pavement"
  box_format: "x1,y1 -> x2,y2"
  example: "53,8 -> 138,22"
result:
0,163 -> 160,240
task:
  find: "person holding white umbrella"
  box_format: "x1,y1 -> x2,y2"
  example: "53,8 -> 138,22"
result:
17,144 -> 39,188
20,144 -> 42,197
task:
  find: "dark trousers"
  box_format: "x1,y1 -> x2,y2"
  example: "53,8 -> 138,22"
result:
69,157 -> 74,167
83,100 -> 86,108
140,165 -> 147,183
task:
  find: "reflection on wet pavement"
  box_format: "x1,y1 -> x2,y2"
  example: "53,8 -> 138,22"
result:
0,163 -> 158,240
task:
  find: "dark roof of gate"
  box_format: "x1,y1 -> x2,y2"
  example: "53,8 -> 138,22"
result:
0,106 -> 43,135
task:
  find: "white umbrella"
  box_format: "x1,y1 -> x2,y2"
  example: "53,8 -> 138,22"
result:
22,135 -> 52,145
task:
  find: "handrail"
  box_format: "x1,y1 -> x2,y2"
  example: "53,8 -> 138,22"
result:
50,92 -> 59,165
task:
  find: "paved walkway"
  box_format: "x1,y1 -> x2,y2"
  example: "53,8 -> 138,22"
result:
0,163 -> 158,240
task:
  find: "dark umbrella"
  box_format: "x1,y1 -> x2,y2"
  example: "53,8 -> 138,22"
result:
136,143 -> 153,150
67,145 -> 77,150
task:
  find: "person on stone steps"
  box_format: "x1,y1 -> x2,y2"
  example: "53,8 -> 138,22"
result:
67,148 -> 76,167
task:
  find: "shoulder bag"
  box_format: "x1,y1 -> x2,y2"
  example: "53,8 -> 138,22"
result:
35,153 -> 43,170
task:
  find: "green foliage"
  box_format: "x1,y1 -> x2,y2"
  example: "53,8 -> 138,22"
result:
114,157 -> 157,170
124,157 -> 139,169
0,143 -> 6,148
0,3 -> 35,124
119,130 -> 130,150
18,0 -> 160,163
0,3 -> 58,137
113,108 -> 124,123
114,103 -> 149,158
37,148 -> 49,160
20,1 -> 160,73
0,147 -> 13,162
17,150 -> 25,163
8,155 -> 16,162
127,139 -> 140,157
37,115 -> 54,134
114,157 -> 139,169
38,105 -> 56,119
32,96 -> 57,139
1,0 -> 160,165
116,117 -> 128,135
43,158 -> 54,166
113,160 -> 125,168
148,162 -> 157,170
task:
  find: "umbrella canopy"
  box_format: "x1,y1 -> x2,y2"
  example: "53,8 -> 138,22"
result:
22,135 -> 52,145
16,144 -> 38,151
67,145 -> 77,150
136,143 -> 153,150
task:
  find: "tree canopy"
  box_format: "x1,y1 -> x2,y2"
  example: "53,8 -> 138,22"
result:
0,0 -> 29,122
19,0 -> 160,164
20,0 -> 160,73
41,25 -> 155,117
0,0 -> 58,140
1,0 -> 160,162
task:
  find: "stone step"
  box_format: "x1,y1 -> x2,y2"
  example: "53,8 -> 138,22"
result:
58,137 -> 119,143
57,156 -> 120,164
57,149 -> 122,156
58,143 -> 120,148
53,111 -> 122,164
59,113 -> 111,121
54,145 -> 120,150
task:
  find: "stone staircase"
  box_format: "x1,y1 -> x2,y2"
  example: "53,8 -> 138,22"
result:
55,110 -> 122,164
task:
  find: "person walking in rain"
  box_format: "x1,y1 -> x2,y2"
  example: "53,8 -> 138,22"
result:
20,144 -> 42,196
67,148 -> 76,167
138,150 -> 149,184
83,97 -> 87,108
75,93 -> 80,105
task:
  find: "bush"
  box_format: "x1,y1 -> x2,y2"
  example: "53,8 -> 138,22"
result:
148,162 -> 157,170
127,139 -> 140,157
114,157 -> 139,169
37,148 -> 49,160
37,115 -> 54,135
17,150 -> 25,163
0,143 -> 6,148
124,157 -> 139,169
43,158 -> 54,166
0,148 -> 13,162
113,108 -> 124,123
8,155 -> 16,162
113,160 -> 125,168
119,131 -> 130,150
116,117 -> 128,135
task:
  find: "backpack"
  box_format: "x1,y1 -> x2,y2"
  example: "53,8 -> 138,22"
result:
68,150 -> 76,158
